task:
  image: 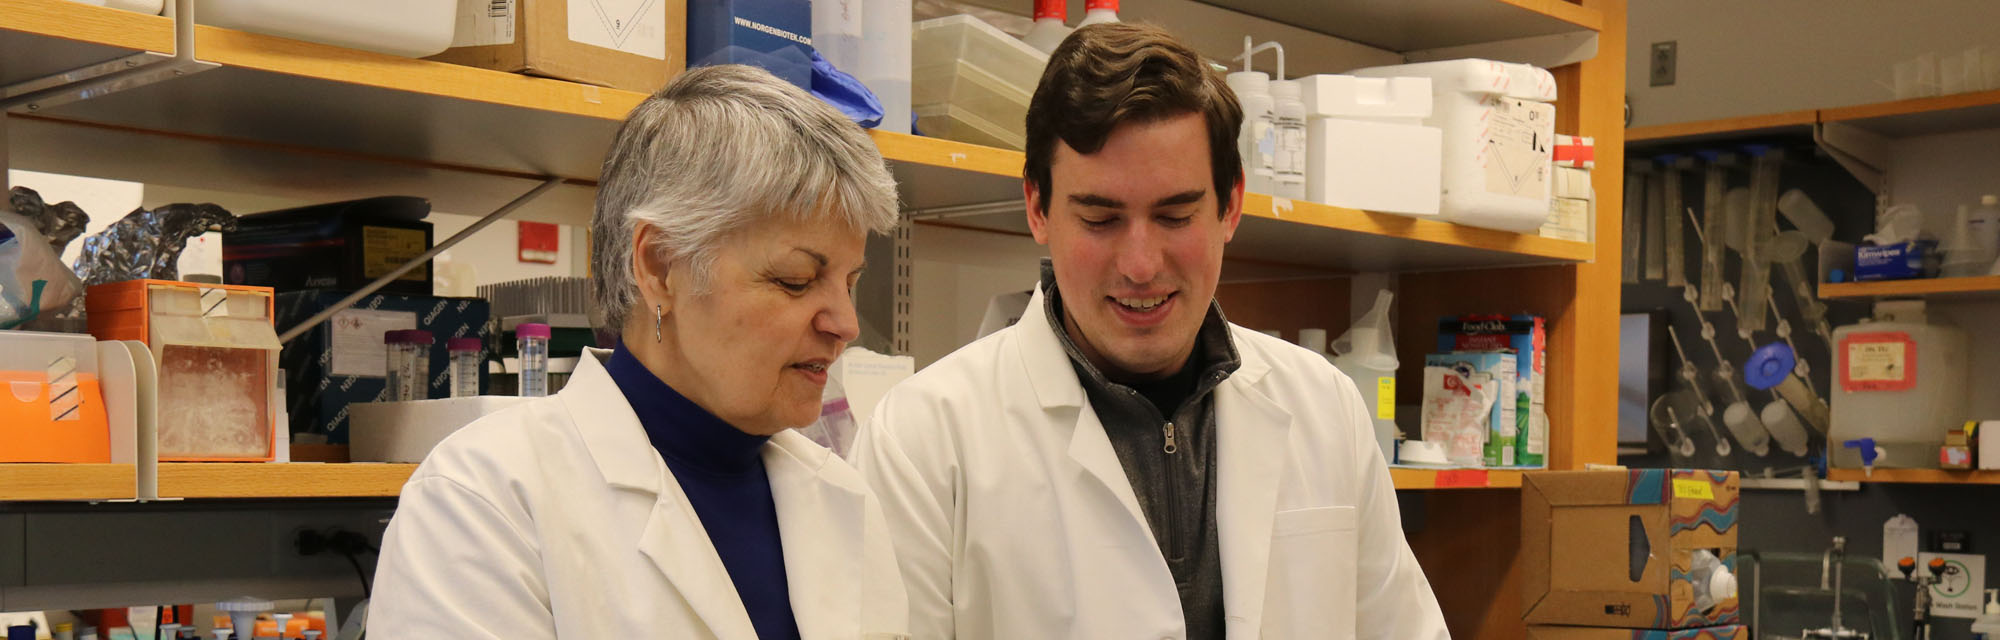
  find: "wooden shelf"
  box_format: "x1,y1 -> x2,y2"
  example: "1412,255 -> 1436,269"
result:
1628,88 -> 2000,148
1819,275 -> 2000,300
0,464 -> 135,502
1826,468 -> 2000,485
1626,109 -> 1817,146
157,463 -> 415,499
1390,468 -> 1529,490
1195,0 -> 1601,53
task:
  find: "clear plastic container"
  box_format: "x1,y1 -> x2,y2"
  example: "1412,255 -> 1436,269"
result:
385,330 -> 433,402
448,337 -> 482,399
857,0 -> 913,133
516,323 -> 551,398
1829,301 -> 1969,469
1227,70 -> 1276,195
1332,290 -> 1398,464
812,0 -> 865,73
1270,79 -> 1308,200
912,15 -> 1048,150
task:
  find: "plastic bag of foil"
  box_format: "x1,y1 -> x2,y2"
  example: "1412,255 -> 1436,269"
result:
71,202 -> 236,286
0,207 -> 84,329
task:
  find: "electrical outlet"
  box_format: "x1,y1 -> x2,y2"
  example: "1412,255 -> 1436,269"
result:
1650,41 -> 1677,87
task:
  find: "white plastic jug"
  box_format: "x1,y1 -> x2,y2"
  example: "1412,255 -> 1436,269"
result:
1333,289 -> 1398,463
1829,301 -> 1969,469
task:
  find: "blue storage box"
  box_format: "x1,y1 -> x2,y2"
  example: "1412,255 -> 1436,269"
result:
276,290 -> 490,444
687,0 -> 813,89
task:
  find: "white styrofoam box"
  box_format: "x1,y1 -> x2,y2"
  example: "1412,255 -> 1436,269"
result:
192,0 -> 458,58
1349,59 -> 1559,232
350,397 -> 530,462
1305,118 -> 1442,215
1296,74 -> 1432,123
1553,166 -> 1593,200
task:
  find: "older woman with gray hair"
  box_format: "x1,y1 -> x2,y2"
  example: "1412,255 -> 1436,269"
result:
370,65 -> 909,639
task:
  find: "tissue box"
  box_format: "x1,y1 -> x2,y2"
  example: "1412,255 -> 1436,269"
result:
276,290 -> 490,444
1528,625 -> 1746,640
1854,240 -> 1936,281
1523,469 -> 1741,629
428,0 -> 686,93
686,0 -> 813,90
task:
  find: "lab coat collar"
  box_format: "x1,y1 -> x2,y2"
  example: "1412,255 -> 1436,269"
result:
561,347 -> 665,494
1015,285 -> 1088,409
766,430 -> 869,637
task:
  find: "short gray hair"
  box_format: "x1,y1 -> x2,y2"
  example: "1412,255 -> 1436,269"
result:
591,64 -> 900,330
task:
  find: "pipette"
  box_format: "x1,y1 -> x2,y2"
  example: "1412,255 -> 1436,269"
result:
1736,148 -> 1784,333
1624,168 -> 1649,284
1645,162 -> 1667,281
1695,153 -> 1733,311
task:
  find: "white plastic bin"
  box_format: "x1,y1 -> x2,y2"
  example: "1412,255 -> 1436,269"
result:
192,0 -> 457,58
1349,59 -> 1558,232
912,15 -> 1048,150
1296,74 -> 1441,216
1828,302 -> 1969,470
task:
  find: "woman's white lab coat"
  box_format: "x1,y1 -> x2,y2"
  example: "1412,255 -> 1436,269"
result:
370,348 -> 909,639
852,287 -> 1451,639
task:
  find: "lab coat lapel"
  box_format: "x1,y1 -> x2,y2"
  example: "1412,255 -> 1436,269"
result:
1214,348 -> 1291,637
1014,287 -> 1152,534
560,349 -> 759,639
765,431 -> 866,639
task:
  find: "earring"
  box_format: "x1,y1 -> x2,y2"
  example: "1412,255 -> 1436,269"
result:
653,304 -> 663,343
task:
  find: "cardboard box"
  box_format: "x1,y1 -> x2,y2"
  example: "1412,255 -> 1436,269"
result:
1528,624 -> 1747,640
686,0 -> 813,89
223,197 -> 435,297
276,291 -> 491,444
1523,469 -> 1741,629
428,0 -> 686,94
1854,240 -> 1937,281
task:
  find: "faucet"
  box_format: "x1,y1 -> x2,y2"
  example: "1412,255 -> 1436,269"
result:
1805,536 -> 1868,639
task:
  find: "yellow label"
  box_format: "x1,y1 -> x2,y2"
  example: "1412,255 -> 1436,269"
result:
1375,377 -> 1396,420
362,226 -> 429,282
1673,478 -> 1715,500
1847,341 -> 1908,383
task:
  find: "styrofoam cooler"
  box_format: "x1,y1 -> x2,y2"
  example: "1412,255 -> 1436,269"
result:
1349,59 -> 1558,232
191,0 -> 457,58
350,397 -> 530,462
1296,74 -> 1441,216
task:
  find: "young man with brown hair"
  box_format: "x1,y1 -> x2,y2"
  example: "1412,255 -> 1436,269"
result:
854,23 -> 1450,639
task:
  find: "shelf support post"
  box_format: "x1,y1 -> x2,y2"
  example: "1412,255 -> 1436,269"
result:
0,0 -> 219,115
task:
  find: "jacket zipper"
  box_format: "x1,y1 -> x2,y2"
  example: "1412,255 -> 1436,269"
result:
1162,419 -> 1181,561
1162,421 -> 1179,454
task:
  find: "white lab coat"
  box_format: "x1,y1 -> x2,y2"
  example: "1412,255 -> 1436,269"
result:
370,348 -> 909,639
853,287 -> 1450,639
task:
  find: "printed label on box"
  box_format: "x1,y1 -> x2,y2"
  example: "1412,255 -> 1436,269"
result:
1841,332 -> 1917,392
569,0 -> 669,60
1480,97 -> 1553,198
363,227 -> 430,282
1672,478 -> 1714,500
330,309 -> 417,378
452,0 -> 516,47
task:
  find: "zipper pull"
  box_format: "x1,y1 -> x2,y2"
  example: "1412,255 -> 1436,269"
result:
1163,421 -> 1178,454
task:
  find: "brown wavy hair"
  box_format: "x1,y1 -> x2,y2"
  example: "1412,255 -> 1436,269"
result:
1023,23 -> 1244,217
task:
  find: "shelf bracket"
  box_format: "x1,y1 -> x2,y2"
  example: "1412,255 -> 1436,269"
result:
0,0 -> 219,194
1405,31 -> 1600,69
1813,121 -> 1891,206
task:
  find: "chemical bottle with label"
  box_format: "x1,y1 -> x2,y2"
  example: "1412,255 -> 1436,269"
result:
1077,0 -> 1119,27
1829,300 -> 1969,470
1971,588 -> 2000,640
1225,38 -> 1280,195
1332,290 -> 1399,463
1972,195 -> 2000,267
1270,79 -> 1307,200
1020,0 -> 1072,54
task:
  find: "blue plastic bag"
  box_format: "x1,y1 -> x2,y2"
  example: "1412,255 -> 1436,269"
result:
810,51 -> 885,128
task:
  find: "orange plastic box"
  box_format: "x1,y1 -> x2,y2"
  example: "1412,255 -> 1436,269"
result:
87,279 -> 280,462
0,331 -> 111,463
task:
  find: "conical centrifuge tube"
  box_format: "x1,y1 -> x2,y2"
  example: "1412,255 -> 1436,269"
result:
1759,388 -> 1811,457
1745,342 -> 1831,436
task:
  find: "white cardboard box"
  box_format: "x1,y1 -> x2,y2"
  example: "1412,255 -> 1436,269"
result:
1295,74 -> 1442,216
350,397 -> 531,462
1350,59 -> 1558,232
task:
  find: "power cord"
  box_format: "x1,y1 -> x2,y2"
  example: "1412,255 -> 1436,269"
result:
295,528 -> 379,598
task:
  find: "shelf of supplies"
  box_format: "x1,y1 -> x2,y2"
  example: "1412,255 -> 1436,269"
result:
1825,468 -> 2000,485
0,464 -> 136,502
156,463 -> 415,499
1195,0 -> 1601,53
1625,109 -> 1818,146
1390,468 -> 1528,490
1818,275 -> 2000,300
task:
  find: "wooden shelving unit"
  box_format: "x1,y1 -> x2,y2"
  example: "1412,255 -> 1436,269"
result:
1825,468 -> 2000,485
1390,468 -> 1530,490
1820,275 -> 2000,300
0,464 -> 135,502
156,463 -> 415,499
1628,87 -> 2000,148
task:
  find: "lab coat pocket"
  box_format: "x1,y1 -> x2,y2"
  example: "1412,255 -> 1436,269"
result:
1264,505 -> 1358,640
